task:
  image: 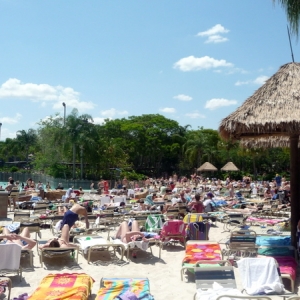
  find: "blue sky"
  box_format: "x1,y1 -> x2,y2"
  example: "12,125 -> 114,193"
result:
0,0 -> 297,140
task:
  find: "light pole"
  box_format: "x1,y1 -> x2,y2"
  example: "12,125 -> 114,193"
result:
62,102 -> 66,126
0,123 -> 2,141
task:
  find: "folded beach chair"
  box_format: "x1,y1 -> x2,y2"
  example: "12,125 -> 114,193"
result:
28,273 -> 94,300
237,257 -> 284,295
73,234 -> 125,263
0,244 -> 22,280
0,277 -> 12,300
181,240 -> 223,281
96,277 -> 154,300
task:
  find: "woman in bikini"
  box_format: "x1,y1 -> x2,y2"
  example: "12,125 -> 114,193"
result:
39,224 -> 77,249
1,227 -> 36,250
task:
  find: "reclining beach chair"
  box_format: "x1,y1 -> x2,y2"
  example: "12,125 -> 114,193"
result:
144,214 -> 164,233
181,240 -> 223,281
74,234 -> 125,263
160,219 -> 186,248
193,263 -> 237,300
28,273 -> 94,300
37,241 -> 79,268
0,244 -> 22,280
237,257 -> 284,295
0,277 -> 12,300
96,277 -> 154,300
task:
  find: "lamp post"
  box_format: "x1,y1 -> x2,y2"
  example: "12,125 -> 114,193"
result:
62,102 -> 66,126
0,123 -> 2,141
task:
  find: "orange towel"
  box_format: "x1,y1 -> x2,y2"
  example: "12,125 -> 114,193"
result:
28,273 -> 94,300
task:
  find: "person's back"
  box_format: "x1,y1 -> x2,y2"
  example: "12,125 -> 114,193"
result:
191,194 -> 204,213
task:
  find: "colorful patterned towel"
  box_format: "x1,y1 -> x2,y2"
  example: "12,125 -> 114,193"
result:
28,273 -> 94,300
96,278 -> 152,300
182,243 -> 221,265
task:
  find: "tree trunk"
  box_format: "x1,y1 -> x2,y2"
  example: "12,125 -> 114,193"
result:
290,135 -> 300,246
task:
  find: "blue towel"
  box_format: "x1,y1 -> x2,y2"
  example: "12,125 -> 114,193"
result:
256,236 -> 291,246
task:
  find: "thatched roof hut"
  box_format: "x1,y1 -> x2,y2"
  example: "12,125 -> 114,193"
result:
220,62 -> 300,141
197,162 -> 218,172
219,62 -> 300,246
221,162 -> 239,171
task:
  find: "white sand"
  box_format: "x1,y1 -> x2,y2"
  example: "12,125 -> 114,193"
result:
0,211 -> 298,300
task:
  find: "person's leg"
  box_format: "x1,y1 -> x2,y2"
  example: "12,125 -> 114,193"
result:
115,221 -> 130,239
3,227 -> 10,235
60,224 -> 70,243
131,220 -> 140,231
20,227 -> 30,238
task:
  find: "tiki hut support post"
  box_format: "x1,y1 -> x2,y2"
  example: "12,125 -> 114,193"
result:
290,135 -> 300,245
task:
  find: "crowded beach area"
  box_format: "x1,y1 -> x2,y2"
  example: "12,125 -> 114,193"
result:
0,173 -> 297,300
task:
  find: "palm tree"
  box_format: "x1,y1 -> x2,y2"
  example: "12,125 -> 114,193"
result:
274,0 -> 300,35
16,129 -> 37,166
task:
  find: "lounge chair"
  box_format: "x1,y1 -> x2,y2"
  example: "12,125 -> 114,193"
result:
96,277 -> 154,300
193,263 -> 237,300
0,277 -> 12,300
28,273 -> 94,300
0,244 -> 22,280
216,296 -> 272,300
37,242 -> 79,268
237,257 -> 284,295
160,219 -> 186,248
73,234 -> 125,263
181,240 -> 223,281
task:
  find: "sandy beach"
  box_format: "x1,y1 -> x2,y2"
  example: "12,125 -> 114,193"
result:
0,210 -> 298,300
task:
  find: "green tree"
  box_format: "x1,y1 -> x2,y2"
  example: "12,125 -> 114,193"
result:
16,129 -> 38,166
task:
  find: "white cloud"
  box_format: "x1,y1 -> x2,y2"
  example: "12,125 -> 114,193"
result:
205,98 -> 238,110
0,78 -> 96,111
0,128 -> 17,140
173,94 -> 192,101
159,107 -> 176,113
197,24 -> 229,43
0,113 -> 22,124
197,24 -> 229,36
100,108 -> 128,118
205,35 -> 228,44
185,111 -> 206,119
253,75 -> 269,85
235,75 -> 269,86
173,56 -> 233,72
93,117 -> 107,125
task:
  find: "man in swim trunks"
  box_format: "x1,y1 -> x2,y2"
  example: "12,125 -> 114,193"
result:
59,203 -> 90,230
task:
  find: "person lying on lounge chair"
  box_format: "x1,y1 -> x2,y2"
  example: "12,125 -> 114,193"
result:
39,224 -> 77,249
115,221 -> 156,243
0,227 -> 36,250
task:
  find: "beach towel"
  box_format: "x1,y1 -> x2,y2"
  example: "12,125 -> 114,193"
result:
256,236 -> 291,246
96,278 -> 153,300
77,236 -> 107,254
237,257 -> 284,295
272,256 -> 297,281
182,243 -> 221,265
160,220 -> 186,243
28,273 -> 94,300
144,215 -> 163,232
183,213 -> 203,224
186,222 -> 210,241
0,243 -> 22,270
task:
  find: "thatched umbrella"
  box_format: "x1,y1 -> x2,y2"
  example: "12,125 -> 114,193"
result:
221,162 -> 239,171
219,62 -> 300,245
197,162 -> 218,172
